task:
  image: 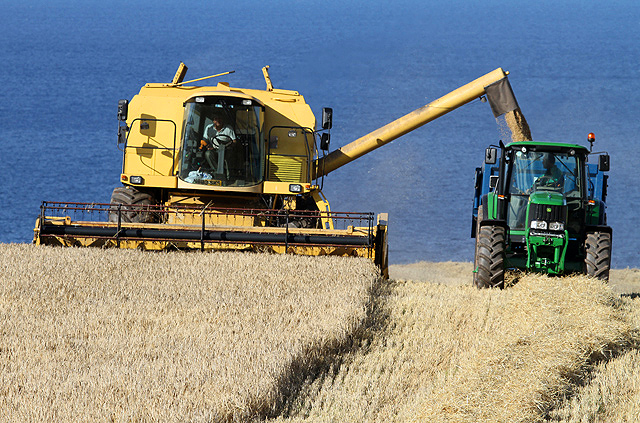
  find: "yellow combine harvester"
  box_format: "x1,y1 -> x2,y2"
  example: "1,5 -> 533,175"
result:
34,64 -> 520,277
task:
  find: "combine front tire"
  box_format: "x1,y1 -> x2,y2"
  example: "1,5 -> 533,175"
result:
474,224 -> 505,289
109,186 -> 158,223
374,216 -> 389,279
585,232 -> 611,281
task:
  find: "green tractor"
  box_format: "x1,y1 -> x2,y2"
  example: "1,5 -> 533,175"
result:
472,135 -> 611,288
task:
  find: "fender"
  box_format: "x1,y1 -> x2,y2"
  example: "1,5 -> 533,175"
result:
479,195 -> 508,230
584,225 -> 612,235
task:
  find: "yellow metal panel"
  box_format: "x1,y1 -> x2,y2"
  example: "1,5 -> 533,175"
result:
240,87 -> 316,160
37,233 -> 375,260
312,190 -> 335,230
122,174 -> 178,189
262,181 -> 313,194
123,146 -> 176,180
167,210 -> 256,227
123,91 -> 183,181
268,156 -> 307,182
269,127 -> 311,157
182,89 -> 260,103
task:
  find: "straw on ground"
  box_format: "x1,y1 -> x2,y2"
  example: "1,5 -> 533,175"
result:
1,244 -> 639,422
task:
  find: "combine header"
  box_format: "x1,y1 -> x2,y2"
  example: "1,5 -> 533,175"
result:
35,63 -> 521,276
37,201 -> 381,259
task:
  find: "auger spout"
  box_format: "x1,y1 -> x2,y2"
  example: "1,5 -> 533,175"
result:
315,67 -> 518,178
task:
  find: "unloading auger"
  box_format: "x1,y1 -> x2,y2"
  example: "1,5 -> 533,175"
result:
34,64 -> 520,277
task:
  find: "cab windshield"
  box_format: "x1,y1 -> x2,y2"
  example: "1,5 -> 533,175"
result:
509,150 -> 581,197
506,150 -> 582,230
179,96 -> 264,187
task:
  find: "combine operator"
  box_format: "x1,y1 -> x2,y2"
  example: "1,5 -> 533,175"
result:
202,114 -> 237,173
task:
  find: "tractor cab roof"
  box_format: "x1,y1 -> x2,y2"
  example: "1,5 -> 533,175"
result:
505,141 -> 589,154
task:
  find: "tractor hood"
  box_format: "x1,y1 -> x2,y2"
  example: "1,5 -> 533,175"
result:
528,191 -> 566,207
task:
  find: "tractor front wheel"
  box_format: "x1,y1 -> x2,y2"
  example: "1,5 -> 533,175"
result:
474,224 -> 505,289
585,232 -> 611,281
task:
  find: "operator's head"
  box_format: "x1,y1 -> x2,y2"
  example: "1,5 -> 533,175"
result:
212,114 -> 224,129
543,154 -> 556,169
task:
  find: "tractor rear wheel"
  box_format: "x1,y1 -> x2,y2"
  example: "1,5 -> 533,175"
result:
109,186 -> 158,223
585,232 -> 611,281
474,224 -> 505,289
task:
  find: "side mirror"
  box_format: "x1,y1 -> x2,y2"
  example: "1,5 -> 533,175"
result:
485,147 -> 497,165
322,107 -> 333,130
117,99 -> 128,122
320,133 -> 330,151
599,154 -> 610,172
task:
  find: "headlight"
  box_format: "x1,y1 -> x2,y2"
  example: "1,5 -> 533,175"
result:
549,221 -> 564,231
530,220 -> 548,230
289,184 -> 302,193
130,175 -> 144,184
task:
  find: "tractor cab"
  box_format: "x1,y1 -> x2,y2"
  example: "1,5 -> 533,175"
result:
504,145 -> 586,238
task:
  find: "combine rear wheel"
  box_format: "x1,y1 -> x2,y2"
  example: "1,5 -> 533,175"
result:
473,224 -> 505,289
585,232 -> 611,281
109,186 -> 158,223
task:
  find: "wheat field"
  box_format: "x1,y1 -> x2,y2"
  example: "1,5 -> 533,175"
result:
1,243 -> 639,422
0,244 -> 379,422
271,271 -> 639,422
546,290 -> 640,423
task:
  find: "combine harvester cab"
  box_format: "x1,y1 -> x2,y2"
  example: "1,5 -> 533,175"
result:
35,63 -> 522,277
472,133 -> 611,287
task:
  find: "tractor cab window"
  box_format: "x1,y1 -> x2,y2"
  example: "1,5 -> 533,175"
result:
178,96 -> 264,187
507,150 -> 582,230
510,151 -> 580,196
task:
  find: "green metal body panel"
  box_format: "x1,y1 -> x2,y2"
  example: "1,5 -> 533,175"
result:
504,140 -> 589,152
586,200 -> 605,226
486,191 -> 499,220
527,191 -> 566,207
525,191 -> 569,274
525,230 -> 569,274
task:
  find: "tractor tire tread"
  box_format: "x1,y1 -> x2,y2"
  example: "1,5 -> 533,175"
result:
585,232 -> 611,281
474,224 -> 505,289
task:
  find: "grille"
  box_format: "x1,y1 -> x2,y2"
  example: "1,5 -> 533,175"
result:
268,156 -> 307,182
529,203 -> 567,223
